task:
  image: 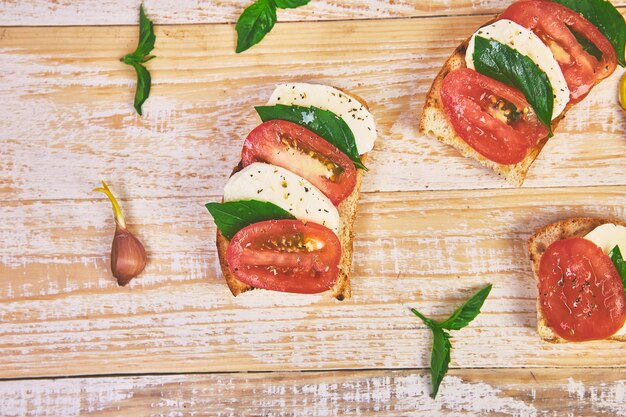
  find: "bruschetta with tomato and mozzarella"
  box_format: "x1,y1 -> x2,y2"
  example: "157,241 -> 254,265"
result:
420,0 -> 626,186
206,83 -> 377,299
529,218 -> 626,342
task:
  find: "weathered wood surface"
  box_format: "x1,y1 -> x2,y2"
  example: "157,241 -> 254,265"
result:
2,1 -> 626,415
3,186 -> 626,379
2,0 -> 624,26
1,369 -> 625,416
1,17 -> 626,204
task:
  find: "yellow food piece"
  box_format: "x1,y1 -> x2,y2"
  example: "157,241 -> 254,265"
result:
620,74 -> 626,111
94,181 -> 126,229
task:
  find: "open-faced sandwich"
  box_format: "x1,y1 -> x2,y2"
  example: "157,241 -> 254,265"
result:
420,0 -> 626,186
206,83 -> 377,299
529,218 -> 626,342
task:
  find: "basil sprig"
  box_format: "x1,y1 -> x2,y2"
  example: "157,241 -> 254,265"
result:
553,0 -> 626,67
411,284 -> 492,398
120,4 -> 156,116
473,37 -> 554,131
256,104 -> 366,170
236,0 -> 311,53
609,245 -> 626,294
206,200 -> 295,240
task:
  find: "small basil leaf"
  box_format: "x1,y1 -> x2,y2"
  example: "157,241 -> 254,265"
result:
410,308 -> 438,329
438,284 -> 493,331
235,0 -> 277,54
121,5 -> 156,63
553,0 -> 626,67
206,200 -> 295,240
255,104 -> 367,170
609,245 -> 626,294
274,0 -> 311,8
430,327 -> 452,399
132,63 -> 151,116
567,27 -> 603,61
473,36 -> 554,131
136,5 -> 156,58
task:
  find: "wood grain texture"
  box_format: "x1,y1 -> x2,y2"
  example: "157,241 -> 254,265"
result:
3,186 -> 626,378
3,0 -> 624,26
1,369 -> 625,416
3,2 -> 626,413
1,16 -> 626,204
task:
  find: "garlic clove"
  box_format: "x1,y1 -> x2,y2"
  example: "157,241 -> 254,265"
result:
95,181 -> 147,286
111,225 -> 147,286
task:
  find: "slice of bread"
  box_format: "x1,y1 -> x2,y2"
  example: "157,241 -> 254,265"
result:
419,19 -> 568,187
216,89 -> 373,300
528,217 -> 626,342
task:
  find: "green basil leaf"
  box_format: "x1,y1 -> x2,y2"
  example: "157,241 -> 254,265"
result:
136,5 -> 156,58
567,27 -> 603,61
609,245 -> 626,294
121,5 -> 156,116
473,36 -> 554,131
430,327 -> 452,399
438,284 -> 493,330
410,284 -> 492,398
553,0 -> 626,67
274,0 -> 311,8
206,200 -> 295,240
235,0 -> 277,53
410,308 -> 438,329
121,5 -> 156,64
132,63 -> 151,116
255,104 -> 367,170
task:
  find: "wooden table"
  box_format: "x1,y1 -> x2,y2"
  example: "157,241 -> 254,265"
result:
1,1 -> 626,415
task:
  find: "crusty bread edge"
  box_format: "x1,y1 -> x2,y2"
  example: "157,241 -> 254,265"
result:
418,18 -> 568,187
216,87 -> 373,300
528,217 -> 626,343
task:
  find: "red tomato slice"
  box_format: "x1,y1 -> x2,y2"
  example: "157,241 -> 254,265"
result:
242,120 -> 357,206
226,219 -> 341,294
538,237 -> 626,341
440,68 -> 549,165
501,0 -> 617,103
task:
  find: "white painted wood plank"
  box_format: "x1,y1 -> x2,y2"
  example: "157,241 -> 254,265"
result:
1,17 -> 626,204
1,369 -> 625,417
2,187 -> 626,378
7,0 -> 625,26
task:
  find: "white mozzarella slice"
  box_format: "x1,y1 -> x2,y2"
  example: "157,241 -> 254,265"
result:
223,162 -> 340,235
267,83 -> 377,155
584,223 -> 626,255
465,19 -> 570,120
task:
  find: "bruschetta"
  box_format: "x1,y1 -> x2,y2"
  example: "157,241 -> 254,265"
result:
207,83 -> 377,300
529,218 -> 626,342
420,0 -> 625,186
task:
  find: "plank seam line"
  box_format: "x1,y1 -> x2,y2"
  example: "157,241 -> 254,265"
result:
0,365 -> 624,383
0,12 -> 502,29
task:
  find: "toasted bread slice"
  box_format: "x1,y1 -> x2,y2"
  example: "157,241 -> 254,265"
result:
528,217 -> 626,342
216,89 -> 373,300
419,19 -> 568,187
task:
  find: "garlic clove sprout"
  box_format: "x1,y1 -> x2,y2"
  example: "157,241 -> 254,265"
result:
94,181 -> 147,286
